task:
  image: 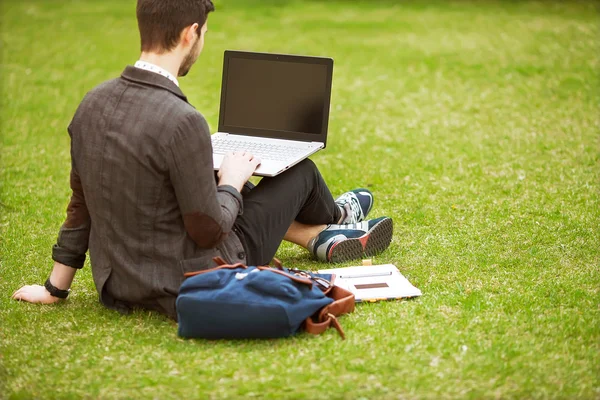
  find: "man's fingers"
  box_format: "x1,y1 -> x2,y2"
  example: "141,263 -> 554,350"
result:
12,285 -> 42,302
227,151 -> 258,160
15,292 -> 28,301
12,291 -> 28,301
12,286 -> 33,298
251,157 -> 262,169
12,287 -> 26,299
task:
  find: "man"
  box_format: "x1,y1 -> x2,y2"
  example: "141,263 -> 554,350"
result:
12,0 -> 393,319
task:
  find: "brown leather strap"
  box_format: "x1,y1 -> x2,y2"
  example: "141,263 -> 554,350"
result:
212,256 -> 228,266
304,286 -> 355,339
184,262 -> 314,288
322,286 -> 355,316
256,267 -> 313,287
312,276 -> 334,295
304,313 -> 346,339
271,258 -> 283,270
183,263 -> 247,277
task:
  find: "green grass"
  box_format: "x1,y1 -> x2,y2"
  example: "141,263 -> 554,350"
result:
1,0 -> 599,398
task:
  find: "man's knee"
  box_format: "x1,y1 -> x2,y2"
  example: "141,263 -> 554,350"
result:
277,158 -> 321,186
295,158 -> 318,174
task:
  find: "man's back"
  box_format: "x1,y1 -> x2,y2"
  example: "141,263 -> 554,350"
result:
66,66 -> 244,318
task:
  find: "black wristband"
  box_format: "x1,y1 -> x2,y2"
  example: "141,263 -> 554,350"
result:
44,278 -> 70,299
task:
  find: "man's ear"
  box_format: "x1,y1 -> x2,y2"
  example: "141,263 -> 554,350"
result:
181,23 -> 200,46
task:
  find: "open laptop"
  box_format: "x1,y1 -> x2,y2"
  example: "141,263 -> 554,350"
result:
212,50 -> 334,177
317,264 -> 422,302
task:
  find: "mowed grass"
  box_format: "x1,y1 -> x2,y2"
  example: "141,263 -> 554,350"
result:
1,0 -> 599,399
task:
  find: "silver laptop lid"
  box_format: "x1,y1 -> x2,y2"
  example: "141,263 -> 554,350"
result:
218,50 -> 334,147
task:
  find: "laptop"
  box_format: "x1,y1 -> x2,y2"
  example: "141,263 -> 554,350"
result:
317,264 -> 422,302
212,50 -> 334,177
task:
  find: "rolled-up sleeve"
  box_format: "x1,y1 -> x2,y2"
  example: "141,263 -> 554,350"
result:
52,166 -> 91,269
166,112 -> 242,249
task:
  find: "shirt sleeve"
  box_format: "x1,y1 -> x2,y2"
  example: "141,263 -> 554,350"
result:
166,111 -> 242,249
51,162 -> 91,269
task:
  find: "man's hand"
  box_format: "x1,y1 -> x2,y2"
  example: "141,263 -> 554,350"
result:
12,285 -> 62,304
218,151 -> 261,192
12,262 -> 76,304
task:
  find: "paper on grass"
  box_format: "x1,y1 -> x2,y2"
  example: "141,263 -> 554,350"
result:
317,264 -> 422,302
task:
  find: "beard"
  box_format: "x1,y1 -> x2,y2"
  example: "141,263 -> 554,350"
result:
178,37 -> 201,77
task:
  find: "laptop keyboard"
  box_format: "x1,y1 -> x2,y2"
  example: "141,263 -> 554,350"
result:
212,137 -> 307,162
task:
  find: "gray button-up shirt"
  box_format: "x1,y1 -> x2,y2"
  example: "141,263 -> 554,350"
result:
52,66 -> 247,319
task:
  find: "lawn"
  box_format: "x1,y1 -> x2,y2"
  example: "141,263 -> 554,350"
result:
1,0 -> 599,399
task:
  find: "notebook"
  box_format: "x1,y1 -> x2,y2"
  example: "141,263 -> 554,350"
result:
212,50 -> 334,177
317,264 -> 422,302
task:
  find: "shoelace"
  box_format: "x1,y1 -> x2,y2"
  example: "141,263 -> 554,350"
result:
340,197 -> 363,224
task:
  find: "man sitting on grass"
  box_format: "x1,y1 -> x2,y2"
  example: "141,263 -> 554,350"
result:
12,0 -> 393,319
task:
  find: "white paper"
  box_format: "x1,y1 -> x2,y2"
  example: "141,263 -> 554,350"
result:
318,264 -> 422,302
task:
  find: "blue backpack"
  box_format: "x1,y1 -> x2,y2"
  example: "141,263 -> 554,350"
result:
176,259 -> 355,339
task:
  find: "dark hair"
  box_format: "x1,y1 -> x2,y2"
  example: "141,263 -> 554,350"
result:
137,0 -> 215,53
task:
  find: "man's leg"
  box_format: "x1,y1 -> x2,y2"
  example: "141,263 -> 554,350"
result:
234,159 -> 341,265
283,221 -> 326,249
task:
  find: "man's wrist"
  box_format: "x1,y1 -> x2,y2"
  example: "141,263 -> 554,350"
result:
44,278 -> 70,299
218,177 -> 244,193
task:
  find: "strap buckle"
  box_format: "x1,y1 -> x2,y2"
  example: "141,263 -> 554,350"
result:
287,268 -> 332,292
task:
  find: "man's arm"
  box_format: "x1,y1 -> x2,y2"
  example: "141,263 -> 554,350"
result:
12,160 -> 91,303
51,166 -> 91,267
12,262 -> 77,303
167,112 -> 259,248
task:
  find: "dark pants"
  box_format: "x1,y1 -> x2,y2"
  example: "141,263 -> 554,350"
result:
233,159 -> 342,265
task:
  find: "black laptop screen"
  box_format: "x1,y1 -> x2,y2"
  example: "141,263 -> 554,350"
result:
219,53 -> 332,139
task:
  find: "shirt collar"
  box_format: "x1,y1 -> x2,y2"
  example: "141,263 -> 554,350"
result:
121,66 -> 188,103
134,60 -> 179,87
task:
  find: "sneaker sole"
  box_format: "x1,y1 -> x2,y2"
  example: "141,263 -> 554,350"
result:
328,218 -> 394,263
